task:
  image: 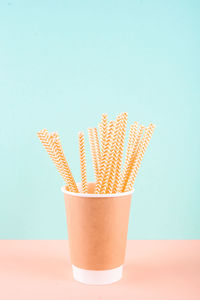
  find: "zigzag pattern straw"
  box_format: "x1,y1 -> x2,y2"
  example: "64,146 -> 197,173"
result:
117,122 -> 138,192
37,114 -> 155,195
124,122 -> 138,168
93,127 -> 101,170
98,113 -> 108,152
119,124 -> 145,192
131,125 -> 145,159
125,124 -> 155,192
105,114 -> 123,193
78,132 -> 87,193
88,128 -> 99,181
100,121 -> 116,193
112,112 -> 128,193
51,132 -> 78,193
37,129 -> 78,192
95,121 -> 115,194
37,129 -> 69,186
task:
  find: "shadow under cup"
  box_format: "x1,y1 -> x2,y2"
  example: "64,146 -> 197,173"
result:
61,182 -> 134,285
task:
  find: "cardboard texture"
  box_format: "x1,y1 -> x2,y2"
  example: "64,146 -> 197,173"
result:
63,183 -> 133,270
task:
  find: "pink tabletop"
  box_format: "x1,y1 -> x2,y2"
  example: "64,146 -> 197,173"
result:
0,240 -> 199,299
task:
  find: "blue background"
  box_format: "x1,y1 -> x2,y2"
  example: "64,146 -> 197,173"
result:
0,0 -> 199,239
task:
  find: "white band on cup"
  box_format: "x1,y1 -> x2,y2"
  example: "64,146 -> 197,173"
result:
72,265 -> 123,285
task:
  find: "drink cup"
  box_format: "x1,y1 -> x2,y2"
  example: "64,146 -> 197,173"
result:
61,182 -> 134,285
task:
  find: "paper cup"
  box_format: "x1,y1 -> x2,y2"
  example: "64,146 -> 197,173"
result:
61,182 -> 134,285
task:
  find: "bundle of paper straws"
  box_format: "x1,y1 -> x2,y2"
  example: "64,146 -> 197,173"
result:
37,113 -> 155,194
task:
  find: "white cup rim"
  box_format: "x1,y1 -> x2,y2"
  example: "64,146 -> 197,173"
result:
61,182 -> 134,198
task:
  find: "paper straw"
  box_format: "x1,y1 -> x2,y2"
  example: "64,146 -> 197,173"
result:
125,124 -> 155,192
95,121 -> 115,194
117,122 -> 138,192
132,125 -> 145,157
37,129 -> 70,187
112,112 -> 128,193
78,132 -> 87,193
88,128 -> 99,181
125,122 -> 138,166
51,132 -> 78,193
123,125 -> 145,192
118,124 -> 144,192
106,114 -> 123,193
98,113 -> 108,152
100,121 -> 116,194
93,127 -> 101,169
37,113 -> 155,195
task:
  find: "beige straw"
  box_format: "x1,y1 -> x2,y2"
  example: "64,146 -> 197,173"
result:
117,122 -> 138,192
95,121 -> 115,194
112,112 -> 128,193
78,132 -> 87,193
106,114 -> 123,193
37,129 -> 70,188
125,124 -> 155,192
50,132 -> 78,193
93,127 -> 101,169
37,113 -> 155,195
118,124 -> 145,192
100,121 -> 116,194
124,122 -> 138,167
88,128 -> 99,181
98,113 -> 108,152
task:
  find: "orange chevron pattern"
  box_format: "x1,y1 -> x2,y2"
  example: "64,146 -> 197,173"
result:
98,113 -> 108,153
51,132 -> 78,193
37,129 -> 68,184
119,124 -> 145,192
117,122 -> 138,192
93,127 -> 101,170
37,129 -> 78,193
95,120 -> 115,194
105,114 -> 122,194
37,113 -> 155,195
125,124 -> 155,192
112,112 -> 128,193
100,121 -> 116,194
88,128 -> 99,181
78,132 -> 87,193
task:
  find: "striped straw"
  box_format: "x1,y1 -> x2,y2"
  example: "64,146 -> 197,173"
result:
125,124 -> 155,192
95,120 -> 115,194
98,113 -> 108,152
78,132 -> 87,193
37,129 -> 78,193
88,128 -> 99,181
37,129 -> 69,187
51,132 -> 78,193
100,121 -> 116,194
117,122 -> 138,192
106,114 -> 123,193
112,112 -> 128,193
118,124 -> 145,192
93,127 -> 101,170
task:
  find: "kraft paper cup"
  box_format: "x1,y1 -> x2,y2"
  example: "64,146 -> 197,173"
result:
61,182 -> 134,285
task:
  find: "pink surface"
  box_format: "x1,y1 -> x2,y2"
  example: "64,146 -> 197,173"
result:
0,240 -> 199,300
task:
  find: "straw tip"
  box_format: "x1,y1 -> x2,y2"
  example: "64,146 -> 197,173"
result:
149,123 -> 156,129
102,113 -> 108,118
37,128 -> 47,135
78,131 -> 84,136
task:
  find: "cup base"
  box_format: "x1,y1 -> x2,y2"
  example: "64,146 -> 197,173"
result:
72,265 -> 123,285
